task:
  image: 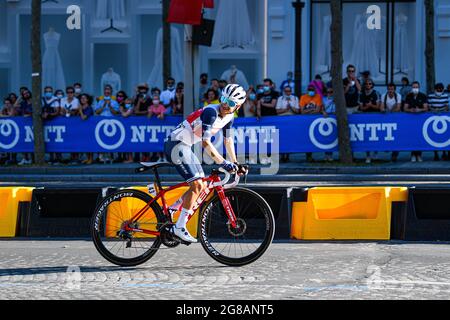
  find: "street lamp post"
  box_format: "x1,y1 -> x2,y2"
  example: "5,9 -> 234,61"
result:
292,0 -> 305,96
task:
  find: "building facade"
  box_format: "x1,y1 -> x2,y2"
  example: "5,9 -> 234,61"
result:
0,0 -> 449,100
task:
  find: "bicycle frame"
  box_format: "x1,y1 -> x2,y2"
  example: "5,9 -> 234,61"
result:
123,172 -> 238,236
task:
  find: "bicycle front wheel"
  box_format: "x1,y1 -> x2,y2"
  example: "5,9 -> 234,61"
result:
199,187 -> 275,267
91,189 -> 164,267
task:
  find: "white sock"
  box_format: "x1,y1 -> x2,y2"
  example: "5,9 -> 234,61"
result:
176,208 -> 194,229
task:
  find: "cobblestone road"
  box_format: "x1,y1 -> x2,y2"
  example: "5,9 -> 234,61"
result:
1,240 -> 450,300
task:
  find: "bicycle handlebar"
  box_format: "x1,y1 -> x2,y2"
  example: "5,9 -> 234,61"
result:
212,167 -> 246,189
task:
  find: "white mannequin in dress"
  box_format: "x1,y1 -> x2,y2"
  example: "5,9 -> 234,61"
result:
318,15 -> 331,68
220,65 -> 249,89
349,13 -> 379,79
394,13 -> 409,72
101,67 -> 121,94
96,0 -> 125,20
147,26 -> 184,89
212,0 -> 254,49
42,27 -> 66,90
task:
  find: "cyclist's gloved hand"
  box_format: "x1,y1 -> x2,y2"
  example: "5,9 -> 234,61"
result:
234,162 -> 249,176
221,160 -> 238,173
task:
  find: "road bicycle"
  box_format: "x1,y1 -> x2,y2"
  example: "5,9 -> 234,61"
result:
91,162 -> 275,267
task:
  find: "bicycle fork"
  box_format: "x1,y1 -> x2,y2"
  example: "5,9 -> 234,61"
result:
215,186 -> 238,229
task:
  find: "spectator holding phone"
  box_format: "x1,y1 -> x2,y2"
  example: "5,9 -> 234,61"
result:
343,64 -> 362,114
133,83 -> 151,117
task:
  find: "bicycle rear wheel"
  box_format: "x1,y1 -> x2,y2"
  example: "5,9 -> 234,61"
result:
199,187 -> 275,267
91,189 -> 164,267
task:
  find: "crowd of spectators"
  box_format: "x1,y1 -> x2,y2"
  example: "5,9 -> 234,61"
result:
1,64 -> 450,165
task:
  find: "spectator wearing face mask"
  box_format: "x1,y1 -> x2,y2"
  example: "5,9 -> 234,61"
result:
95,85 -> 120,163
133,83 -> 151,117
41,86 -> 60,121
428,83 -> 449,161
276,86 -> 299,116
73,83 -> 83,99
280,71 -> 296,94
404,81 -> 428,162
323,87 -> 336,162
160,77 -> 176,113
257,79 -> 279,117
148,94 -> 166,120
300,85 -> 323,115
380,83 -> 402,162
300,85 -> 324,162
54,89 -> 65,101
117,91 -> 133,118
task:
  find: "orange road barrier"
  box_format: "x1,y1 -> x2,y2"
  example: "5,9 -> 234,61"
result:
0,187 -> 34,237
291,187 -> 408,240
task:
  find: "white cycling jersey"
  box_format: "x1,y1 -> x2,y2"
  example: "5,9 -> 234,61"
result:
170,104 -> 235,146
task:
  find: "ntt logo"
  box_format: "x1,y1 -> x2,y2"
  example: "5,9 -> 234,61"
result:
95,119 -> 126,150
0,119 -> 20,150
422,115 -> 450,148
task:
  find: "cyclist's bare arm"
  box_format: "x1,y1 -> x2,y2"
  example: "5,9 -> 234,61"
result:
202,140 -> 226,164
224,137 -> 238,163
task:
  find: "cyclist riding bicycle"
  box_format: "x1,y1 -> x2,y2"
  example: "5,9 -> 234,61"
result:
164,84 -> 248,243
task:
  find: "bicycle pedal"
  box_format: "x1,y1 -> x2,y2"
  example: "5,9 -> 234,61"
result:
180,240 -> 191,246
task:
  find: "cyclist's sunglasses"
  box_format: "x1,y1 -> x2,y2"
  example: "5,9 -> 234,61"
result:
220,96 -> 236,107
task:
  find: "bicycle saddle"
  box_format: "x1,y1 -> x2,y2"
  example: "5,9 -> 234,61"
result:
140,161 -> 173,169
136,162 -> 174,173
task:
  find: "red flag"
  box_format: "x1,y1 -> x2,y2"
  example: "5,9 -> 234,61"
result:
203,0 -> 214,9
167,0 -> 203,25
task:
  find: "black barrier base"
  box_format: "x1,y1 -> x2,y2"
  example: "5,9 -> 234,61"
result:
23,188 -> 111,238
392,188 -> 450,241
250,187 -> 297,239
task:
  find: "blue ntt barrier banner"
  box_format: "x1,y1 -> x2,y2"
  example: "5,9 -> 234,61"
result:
0,113 -> 449,153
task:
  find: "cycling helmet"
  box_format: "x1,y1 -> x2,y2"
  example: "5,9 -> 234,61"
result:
222,84 -> 247,106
